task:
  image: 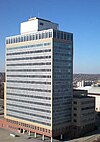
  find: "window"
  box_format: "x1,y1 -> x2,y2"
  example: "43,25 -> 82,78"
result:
36,34 -> 38,40
61,32 -> 63,39
49,32 -> 52,37
45,32 -> 48,38
21,37 -> 24,42
39,34 -> 41,39
53,30 -> 56,38
64,33 -> 66,40
74,107 -> 77,110
73,119 -> 77,122
40,22 -> 44,26
74,101 -> 77,104
74,113 -> 77,116
42,33 -> 45,38
71,34 -> 73,41
67,34 -> 70,40
57,31 -> 60,39
26,36 -> 28,41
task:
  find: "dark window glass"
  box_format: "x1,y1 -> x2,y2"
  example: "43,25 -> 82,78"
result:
53,30 -> 56,38
64,33 -> 66,40
40,22 -> 44,26
74,107 -> 77,110
61,32 -> 63,39
74,119 -> 77,122
74,113 -> 77,116
57,31 -> 60,39
74,101 -> 77,104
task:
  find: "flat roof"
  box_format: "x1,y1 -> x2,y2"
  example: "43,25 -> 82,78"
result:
73,95 -> 94,99
28,17 -> 51,23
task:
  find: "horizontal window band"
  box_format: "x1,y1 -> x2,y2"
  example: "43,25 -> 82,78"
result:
7,103 -> 51,113
7,109 -> 51,119
54,59 -> 72,62
6,93 -> 51,100
7,62 -> 51,66
7,80 -> 51,85
7,75 -> 51,78
6,114 -> 51,126
7,49 -> 51,55
7,98 -> 51,106
7,87 -> 51,93
7,56 -> 51,61
7,69 -> 51,72
6,33 -> 52,45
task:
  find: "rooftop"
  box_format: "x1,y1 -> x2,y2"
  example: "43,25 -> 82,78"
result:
73,94 -> 93,99
28,17 -> 51,22
76,86 -> 100,95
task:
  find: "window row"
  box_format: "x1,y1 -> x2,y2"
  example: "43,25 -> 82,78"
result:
7,108 -> 51,119
54,52 -> 72,56
6,31 -> 52,44
7,62 -> 51,66
7,87 -> 51,93
54,59 -> 72,62
7,75 -> 51,78
81,106 -> 95,110
53,119 -> 71,126
7,119 -> 51,133
7,114 -> 51,126
7,98 -> 51,106
54,42 -> 72,48
7,43 -> 51,51
6,30 -> 72,45
7,49 -> 51,56
7,93 -> 51,100
7,69 -> 51,72
53,30 -> 73,41
7,103 -> 51,113
7,55 -> 51,61
7,80 -> 51,85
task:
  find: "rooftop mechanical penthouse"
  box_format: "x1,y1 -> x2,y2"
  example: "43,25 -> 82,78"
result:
5,17 -> 73,141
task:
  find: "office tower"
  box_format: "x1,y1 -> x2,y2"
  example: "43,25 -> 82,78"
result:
5,17 -> 73,140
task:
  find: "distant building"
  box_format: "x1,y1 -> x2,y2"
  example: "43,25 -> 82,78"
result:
71,89 -> 96,138
77,80 -> 94,87
3,17 -> 73,141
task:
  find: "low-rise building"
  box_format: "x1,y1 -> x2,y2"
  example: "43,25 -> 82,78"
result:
88,87 -> 100,112
71,90 -> 96,138
76,86 -> 100,112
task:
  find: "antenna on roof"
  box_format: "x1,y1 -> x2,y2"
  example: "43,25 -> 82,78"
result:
28,8 -> 34,20
37,9 -> 40,18
32,8 -> 34,18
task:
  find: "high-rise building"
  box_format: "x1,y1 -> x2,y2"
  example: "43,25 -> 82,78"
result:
5,17 -> 73,141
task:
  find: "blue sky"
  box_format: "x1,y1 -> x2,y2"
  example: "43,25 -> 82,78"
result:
0,0 -> 100,73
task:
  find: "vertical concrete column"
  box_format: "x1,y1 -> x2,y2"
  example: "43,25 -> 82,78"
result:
34,132 -> 37,138
42,134 -> 45,140
51,137 -> 53,142
23,129 -> 25,134
60,134 -> 63,140
28,131 -> 31,136
18,129 -> 21,133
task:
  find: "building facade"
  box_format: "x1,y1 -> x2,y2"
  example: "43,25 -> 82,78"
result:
76,86 -> 100,112
4,17 -> 73,140
71,90 -> 96,138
